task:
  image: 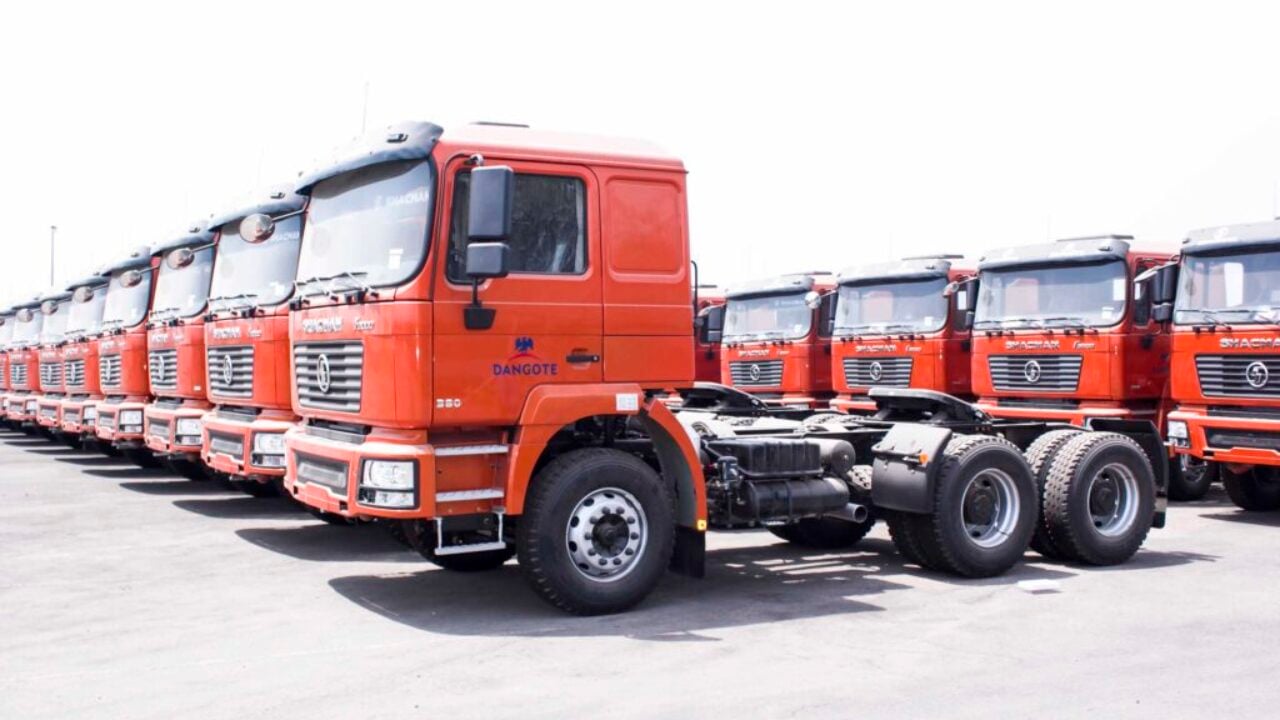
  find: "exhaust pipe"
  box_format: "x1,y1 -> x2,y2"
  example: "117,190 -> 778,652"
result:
829,502 -> 869,524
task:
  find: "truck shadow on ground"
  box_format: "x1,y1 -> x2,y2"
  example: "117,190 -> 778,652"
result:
173,496 -> 313,521
86,466 -> 182,481
235,523 -> 420,563
116,478 -> 236,495
1201,510 -> 1280,527
50,454 -> 131,467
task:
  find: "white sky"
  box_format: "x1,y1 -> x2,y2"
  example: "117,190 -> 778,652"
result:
3,1 -> 1280,306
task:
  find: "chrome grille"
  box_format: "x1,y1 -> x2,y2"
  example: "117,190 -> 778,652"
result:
293,342 -> 364,412
728,359 -> 784,387
843,356 -> 913,388
1196,355 -> 1280,398
39,361 -> 62,387
294,453 -> 349,493
988,354 -> 1082,392
99,354 -> 123,388
148,349 -> 178,391
64,359 -> 86,387
208,346 -> 254,399
149,417 -> 171,442
208,432 -> 245,462
9,364 -> 27,388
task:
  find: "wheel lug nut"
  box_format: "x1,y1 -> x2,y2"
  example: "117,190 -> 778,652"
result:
625,548 -> 634,556
612,558 -> 621,565
598,559 -> 608,566
630,532 -> 639,540
626,517 -> 636,525
587,549 -> 596,556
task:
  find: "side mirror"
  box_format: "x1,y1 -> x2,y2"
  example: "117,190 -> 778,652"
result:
1152,303 -> 1173,323
962,310 -> 976,331
120,269 -> 144,288
953,278 -> 979,312
803,290 -> 822,310
165,247 -> 195,270
72,286 -> 94,303
1137,262 -> 1179,304
465,242 -> 510,280
467,166 -> 515,241
239,213 -> 275,243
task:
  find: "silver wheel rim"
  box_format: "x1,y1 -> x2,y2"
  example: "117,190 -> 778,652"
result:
1087,462 -> 1139,537
566,486 -> 648,582
960,468 -> 1021,548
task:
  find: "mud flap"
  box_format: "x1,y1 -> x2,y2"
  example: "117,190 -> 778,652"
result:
870,424 -> 953,514
669,525 -> 706,578
1084,418 -> 1167,529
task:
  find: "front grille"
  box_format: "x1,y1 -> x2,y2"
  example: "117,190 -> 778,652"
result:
98,411 -> 115,430
998,397 -> 1081,410
148,349 -> 178,391
1196,355 -> 1280,398
10,364 -> 28,388
294,342 -> 364,412
988,354 -> 1083,392
728,359 -> 784,387
842,356 -> 913,388
149,418 -> 171,442
1205,428 -> 1280,452
208,431 -> 245,463
64,359 -> 86,387
294,453 -> 349,493
39,362 -> 63,386
207,346 -> 254,398
99,354 -> 123,388
1208,405 -> 1280,420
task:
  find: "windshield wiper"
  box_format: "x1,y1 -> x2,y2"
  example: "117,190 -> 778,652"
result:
295,271 -> 372,301
149,306 -> 182,323
1205,307 -> 1278,324
1038,316 -> 1089,329
208,292 -> 259,311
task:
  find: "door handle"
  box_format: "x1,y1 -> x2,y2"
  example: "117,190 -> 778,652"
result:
566,353 -> 601,364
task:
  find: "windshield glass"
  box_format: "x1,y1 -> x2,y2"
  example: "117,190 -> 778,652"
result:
0,317 -> 12,346
13,311 -> 43,344
67,287 -> 108,337
975,260 -> 1128,329
723,292 -> 813,341
152,247 -> 214,319
835,277 -> 948,334
39,302 -> 69,344
296,159 -> 434,294
1174,248 -> 1280,325
210,215 -> 303,311
102,269 -> 152,330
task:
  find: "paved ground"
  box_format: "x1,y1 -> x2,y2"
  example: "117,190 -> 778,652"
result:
2,426 -> 1279,719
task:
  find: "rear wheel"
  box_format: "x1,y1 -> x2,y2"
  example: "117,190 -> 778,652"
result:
1168,455 -> 1216,502
1221,465 -> 1280,512
517,448 -> 675,615
1024,429 -> 1082,559
1043,432 -> 1156,565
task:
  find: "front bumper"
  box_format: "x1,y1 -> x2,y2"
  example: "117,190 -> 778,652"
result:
284,427 -> 439,521
59,396 -> 101,436
202,414 -> 295,479
95,400 -> 148,445
144,405 -> 208,457
1168,407 -> 1280,467
36,396 -> 64,429
6,394 -> 39,423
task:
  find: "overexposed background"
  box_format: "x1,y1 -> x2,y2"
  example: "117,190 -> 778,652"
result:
3,0 -> 1280,305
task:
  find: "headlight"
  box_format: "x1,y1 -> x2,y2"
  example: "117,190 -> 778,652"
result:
120,410 -> 143,425
252,433 -> 287,455
1167,420 -> 1188,440
26,400 -> 37,411
362,460 -> 416,490
364,490 -> 416,508
176,418 -> 203,437
83,406 -> 97,421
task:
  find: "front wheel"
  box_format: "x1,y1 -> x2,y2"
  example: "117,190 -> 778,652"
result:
517,448 -> 675,615
1168,455 -> 1216,502
122,447 -> 160,469
1222,466 -> 1280,512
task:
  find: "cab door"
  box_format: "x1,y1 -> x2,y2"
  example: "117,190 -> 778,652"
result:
432,157 -> 603,427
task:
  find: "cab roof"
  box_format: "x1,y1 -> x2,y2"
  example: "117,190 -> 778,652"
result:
838,257 -> 959,285
207,185 -> 308,231
979,235 -> 1132,271
66,273 -> 109,291
726,272 -> 832,300
1184,219 -> 1280,255
38,290 -> 72,304
151,221 -> 214,256
101,245 -> 156,275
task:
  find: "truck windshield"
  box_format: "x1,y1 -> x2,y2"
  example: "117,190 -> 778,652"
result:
102,270 -> 152,330
1174,248 -> 1280,325
14,311 -> 43,344
835,277 -> 948,334
296,159 -> 434,295
975,260 -> 1127,329
39,302 -> 69,344
152,248 -> 214,320
67,288 -> 107,337
210,215 -> 303,311
723,292 -> 813,341
0,317 -> 13,346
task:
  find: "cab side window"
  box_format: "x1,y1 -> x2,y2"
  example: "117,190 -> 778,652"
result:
446,172 -> 586,283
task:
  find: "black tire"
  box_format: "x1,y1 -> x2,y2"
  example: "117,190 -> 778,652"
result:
381,520 -> 415,549
909,434 -> 1037,578
99,442 -> 122,457
168,458 -> 213,481
1024,429 -> 1082,559
885,510 -> 929,567
517,448 -> 675,615
1167,455 -> 1217,502
1043,432 -> 1156,565
1221,465 -> 1280,512
122,447 -> 160,469
767,467 -> 876,549
304,505 -> 357,526
230,478 -> 280,498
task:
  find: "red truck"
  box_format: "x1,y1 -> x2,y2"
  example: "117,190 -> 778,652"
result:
58,274 -> 111,447
829,256 -> 975,414
719,272 -> 836,409
200,187 -> 307,496
1159,219 -> 1280,511
0,306 -> 13,426
6,298 -> 44,428
693,285 -> 725,382
278,122 -> 1162,614
142,225 -> 217,479
35,291 -> 73,434
94,247 -> 162,467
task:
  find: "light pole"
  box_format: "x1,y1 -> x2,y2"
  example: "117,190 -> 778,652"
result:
49,225 -> 57,286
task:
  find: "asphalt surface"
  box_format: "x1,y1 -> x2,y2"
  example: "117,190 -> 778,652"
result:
2,425 -> 1279,719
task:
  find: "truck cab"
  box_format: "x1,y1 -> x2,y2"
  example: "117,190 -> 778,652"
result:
6,299 -> 44,426
719,273 -> 835,408
829,256 -> 975,414
94,247 -> 161,464
35,291 -> 73,432
0,307 -> 13,425
200,187 -> 307,492
142,225 -> 217,477
59,274 -> 110,444
693,285 -> 725,382
972,235 -> 1171,428
1162,220 -> 1280,511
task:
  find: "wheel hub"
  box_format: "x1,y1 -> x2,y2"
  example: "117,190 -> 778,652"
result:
1086,463 -> 1139,537
960,469 -> 1020,549
566,487 -> 647,582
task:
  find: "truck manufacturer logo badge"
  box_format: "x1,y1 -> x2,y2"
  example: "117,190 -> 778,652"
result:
749,363 -> 762,382
222,355 -> 234,387
302,317 -> 344,334
316,354 -> 333,394
869,361 -> 884,382
1023,359 -> 1042,384
1246,361 -> 1270,389
212,327 -> 242,340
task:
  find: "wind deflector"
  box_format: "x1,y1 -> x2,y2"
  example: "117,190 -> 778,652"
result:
978,236 -> 1130,271
206,185 -> 307,230
100,245 -> 155,276
1183,219 -> 1280,256
294,121 -> 444,196
725,274 -> 816,300
838,258 -> 952,286
151,221 -> 215,257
